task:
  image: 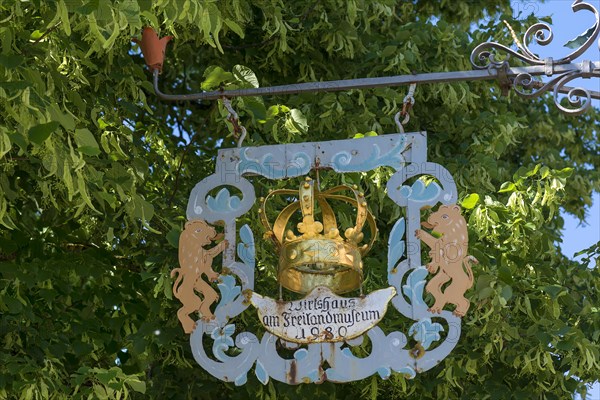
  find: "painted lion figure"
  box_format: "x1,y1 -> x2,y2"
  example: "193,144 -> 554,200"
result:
415,204 -> 478,317
171,219 -> 227,333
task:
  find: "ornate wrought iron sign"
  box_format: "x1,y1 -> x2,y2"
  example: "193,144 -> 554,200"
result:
133,0 -> 599,385
171,132 -> 478,384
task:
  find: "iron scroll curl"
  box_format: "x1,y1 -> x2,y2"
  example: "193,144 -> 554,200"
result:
470,0 -> 600,115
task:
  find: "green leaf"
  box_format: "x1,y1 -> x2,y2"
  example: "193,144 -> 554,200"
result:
0,81 -> 30,91
96,369 -> 118,385
119,0 -> 141,26
0,54 -> 24,69
29,30 -> 44,41
498,265 -> 514,284
224,19 -> 245,38
0,129 -> 12,158
513,165 -> 538,181
201,6 -> 213,45
75,0 -> 99,15
542,285 -> 563,299
381,45 -> 397,57
266,105 -> 282,120
555,167 -> 573,178
285,109 -> 308,134
233,65 -> 259,88
3,296 -> 23,313
58,0 -> 71,36
49,104 -> 76,130
166,228 -> 180,248
498,182 -> 516,193
93,385 -> 107,399
127,379 -> 146,394
97,191 -> 117,209
77,171 -> 99,212
63,159 -> 75,201
535,330 -> 551,345
478,287 -> 494,300
494,140 -> 506,154
500,285 -> 513,301
476,274 -> 494,291
461,193 -> 479,209
74,128 -> 100,156
556,337 -> 576,351
201,66 -> 234,90
28,121 -> 60,145
243,97 -> 267,121
102,20 -> 121,49
140,10 -> 159,28
132,194 -> 154,222
563,25 -> 596,49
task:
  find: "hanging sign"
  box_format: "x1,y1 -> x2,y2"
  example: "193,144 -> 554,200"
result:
172,132 -> 477,385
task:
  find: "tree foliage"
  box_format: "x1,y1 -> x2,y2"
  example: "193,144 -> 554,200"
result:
0,0 -> 599,399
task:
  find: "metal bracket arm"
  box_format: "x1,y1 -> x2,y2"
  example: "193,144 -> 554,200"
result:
141,0 -> 600,115
152,62 -> 600,102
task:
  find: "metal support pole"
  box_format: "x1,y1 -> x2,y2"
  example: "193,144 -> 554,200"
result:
153,62 -> 600,102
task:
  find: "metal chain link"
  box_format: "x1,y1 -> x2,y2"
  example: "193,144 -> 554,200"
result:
394,83 -> 416,133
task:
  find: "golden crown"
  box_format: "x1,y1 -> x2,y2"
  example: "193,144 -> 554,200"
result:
259,177 -> 377,294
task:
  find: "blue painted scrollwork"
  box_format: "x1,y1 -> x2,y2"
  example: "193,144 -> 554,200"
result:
331,137 -> 407,171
